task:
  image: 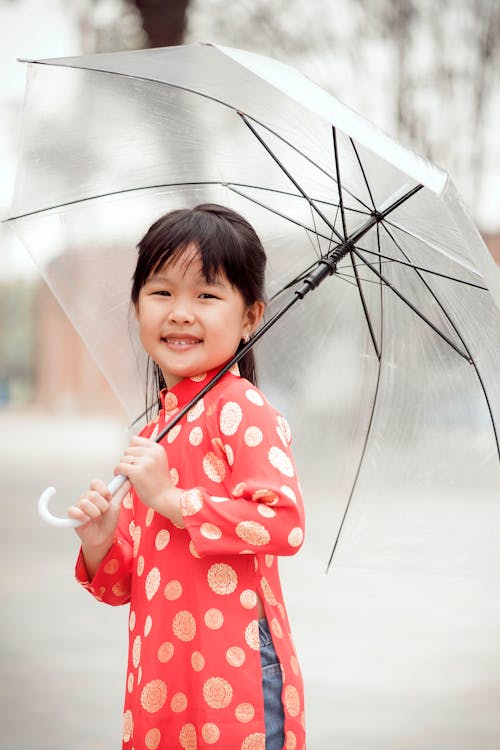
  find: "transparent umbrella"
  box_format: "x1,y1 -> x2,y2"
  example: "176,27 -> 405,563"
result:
7,43 -> 500,576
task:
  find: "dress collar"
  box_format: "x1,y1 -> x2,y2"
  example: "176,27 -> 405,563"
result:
159,363 -> 240,413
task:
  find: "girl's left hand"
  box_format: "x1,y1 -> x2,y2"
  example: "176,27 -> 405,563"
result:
115,436 -> 183,525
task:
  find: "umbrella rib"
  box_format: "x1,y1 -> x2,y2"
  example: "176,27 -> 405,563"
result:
380,223 -> 500,459
351,247 -> 488,290
333,129 -> 381,359
226,184 -> 335,244
352,246 -> 471,360
350,138 -> 376,210
332,127 -> 348,238
326,347 -> 384,571
327,220 -> 385,569
240,112 -> 373,214
347,251 -> 382,360
5,181 -> 236,221
239,113 -> 345,243
381,218 -> 484,279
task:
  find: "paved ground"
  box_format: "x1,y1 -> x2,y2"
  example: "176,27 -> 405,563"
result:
2,408 -> 500,749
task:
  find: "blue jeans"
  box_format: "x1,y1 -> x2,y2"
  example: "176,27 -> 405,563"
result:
259,618 -> 285,750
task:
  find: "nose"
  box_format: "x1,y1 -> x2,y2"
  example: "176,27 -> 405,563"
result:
167,298 -> 194,324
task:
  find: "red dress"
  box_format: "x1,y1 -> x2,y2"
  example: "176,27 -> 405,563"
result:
76,367 -> 306,750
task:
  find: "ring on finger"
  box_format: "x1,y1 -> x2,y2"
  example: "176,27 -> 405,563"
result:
127,455 -> 135,465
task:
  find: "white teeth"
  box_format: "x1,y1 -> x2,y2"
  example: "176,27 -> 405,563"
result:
165,338 -> 199,345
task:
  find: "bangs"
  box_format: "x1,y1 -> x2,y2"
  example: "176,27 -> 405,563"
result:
137,208 -> 257,302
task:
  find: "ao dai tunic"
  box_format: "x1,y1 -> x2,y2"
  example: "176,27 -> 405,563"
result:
76,368 -> 306,750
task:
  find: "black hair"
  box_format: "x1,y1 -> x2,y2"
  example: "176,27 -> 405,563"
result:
132,203 -> 267,416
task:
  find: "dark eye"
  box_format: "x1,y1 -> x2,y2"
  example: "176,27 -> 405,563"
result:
199,292 -> 218,299
153,290 -> 171,297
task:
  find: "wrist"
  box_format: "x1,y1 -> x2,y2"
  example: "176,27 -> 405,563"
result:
155,487 -> 184,526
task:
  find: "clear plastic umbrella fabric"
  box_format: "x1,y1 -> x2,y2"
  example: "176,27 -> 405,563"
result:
9,43 -> 500,580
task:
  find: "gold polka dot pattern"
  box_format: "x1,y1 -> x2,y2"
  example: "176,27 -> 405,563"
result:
202,451 -> 226,483
163,391 -> 178,411
268,446 -> 294,477
245,620 -> 260,650
180,489 -> 203,516
75,370 -> 305,748
260,576 -> 277,605
200,523 -> 222,540
191,651 -> 205,671
171,692 -> 188,712
167,424 -> 182,443
132,635 -> 141,668
164,579 -> 183,600
187,399 -> 205,421
207,563 -> 238,595
271,618 -> 284,639
137,555 -> 145,576
219,401 -> 242,435
240,589 -> 258,609
202,723 -> 220,743
204,608 -> 224,629
252,488 -> 279,505
145,728 -> 162,749
122,709 -> 133,742
179,723 -> 197,750
104,558 -> 119,575
241,733 -> 266,750
155,529 -> 170,550
226,646 -> 246,667
172,610 -> 197,642
235,521 -> 270,546
140,679 -> 167,713
257,504 -> 276,519
158,641 -> 174,663
284,684 -> 301,717
123,491 -> 133,509
288,527 -> 304,548
245,388 -> 264,406
202,677 -> 233,709
235,702 -> 255,723
145,567 -> 161,600
244,426 -> 263,447
189,426 -> 203,445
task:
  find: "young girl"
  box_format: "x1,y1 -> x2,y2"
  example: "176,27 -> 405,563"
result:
68,204 -> 306,750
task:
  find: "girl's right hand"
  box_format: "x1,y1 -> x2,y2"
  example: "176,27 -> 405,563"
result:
67,477 -> 131,551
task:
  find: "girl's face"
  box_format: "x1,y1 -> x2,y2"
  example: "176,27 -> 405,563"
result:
136,245 -> 265,389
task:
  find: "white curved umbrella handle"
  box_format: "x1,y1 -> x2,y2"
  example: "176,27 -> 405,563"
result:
38,474 -> 128,528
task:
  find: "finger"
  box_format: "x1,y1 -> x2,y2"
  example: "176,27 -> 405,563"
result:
67,505 -> 92,523
85,489 -> 110,514
109,479 -> 132,509
129,436 -> 156,449
89,478 -> 112,499
115,456 -> 137,475
74,497 -> 103,520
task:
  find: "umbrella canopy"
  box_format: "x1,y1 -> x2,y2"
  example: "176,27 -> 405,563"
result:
8,43 -> 500,578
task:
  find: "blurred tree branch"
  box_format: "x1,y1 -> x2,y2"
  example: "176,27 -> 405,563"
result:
132,0 -> 189,47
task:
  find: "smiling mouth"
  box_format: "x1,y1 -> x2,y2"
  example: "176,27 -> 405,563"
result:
162,337 -> 201,346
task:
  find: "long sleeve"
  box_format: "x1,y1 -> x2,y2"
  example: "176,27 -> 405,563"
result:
75,491 -> 136,606
179,381 -> 305,558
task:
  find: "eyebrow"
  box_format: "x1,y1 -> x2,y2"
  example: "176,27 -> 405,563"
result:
146,273 -> 226,288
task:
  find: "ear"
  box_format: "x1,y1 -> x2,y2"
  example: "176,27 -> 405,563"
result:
243,300 -> 265,339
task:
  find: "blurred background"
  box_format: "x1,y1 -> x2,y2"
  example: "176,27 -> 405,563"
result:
1,1 -> 499,749
1,0 -> 499,413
